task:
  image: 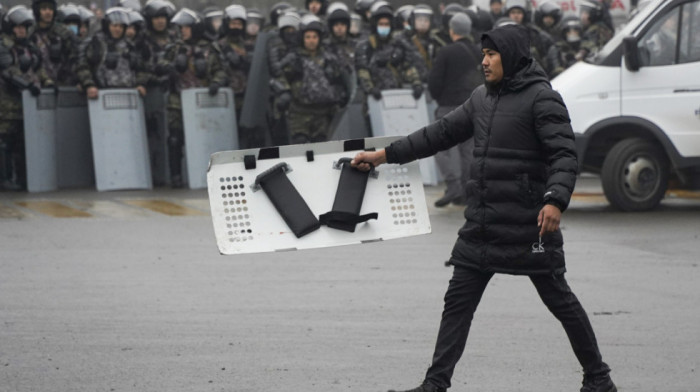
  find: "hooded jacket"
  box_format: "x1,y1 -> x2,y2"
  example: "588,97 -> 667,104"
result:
385,25 -> 578,275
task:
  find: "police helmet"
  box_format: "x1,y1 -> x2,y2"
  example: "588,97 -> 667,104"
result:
465,5 -> 493,35
127,9 -> 145,26
221,5 -> 247,36
300,13 -> 324,35
143,0 -> 175,20
559,15 -> 583,42
277,9 -> 301,30
354,0 -> 376,21
4,5 -> 35,31
494,16 -> 517,28
409,4 -> 433,31
101,7 -> 130,36
393,5 -> 414,30
441,3 -> 467,32
57,3 -> 81,24
534,1 -> 562,29
504,0 -> 532,22
579,0 -> 603,24
171,7 -> 204,39
77,5 -> 94,23
306,0 -> 328,16
327,2 -> 351,28
119,0 -> 142,12
246,7 -> 264,26
269,2 -> 294,27
201,6 -> 224,40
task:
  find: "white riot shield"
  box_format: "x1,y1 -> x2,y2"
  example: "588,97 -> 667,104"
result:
207,137 -> 431,255
56,87 -> 94,188
143,86 -> 170,186
181,87 -> 238,189
88,89 -> 152,191
368,89 -> 441,185
22,89 -> 57,192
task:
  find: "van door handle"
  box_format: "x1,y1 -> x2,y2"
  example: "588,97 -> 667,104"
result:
673,89 -> 700,93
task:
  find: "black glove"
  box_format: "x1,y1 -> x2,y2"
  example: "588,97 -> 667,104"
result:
28,83 -> 41,96
276,92 -> 292,111
370,87 -> 382,100
226,50 -> 241,67
174,53 -> 188,73
412,84 -> 424,100
208,82 -> 220,96
390,47 -> 404,66
374,50 -> 391,67
155,63 -> 174,76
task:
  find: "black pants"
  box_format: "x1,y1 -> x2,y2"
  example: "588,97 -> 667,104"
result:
425,266 -> 611,389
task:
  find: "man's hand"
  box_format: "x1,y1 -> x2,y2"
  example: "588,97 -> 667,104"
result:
136,85 -> 147,97
538,204 -> 562,237
351,149 -> 387,172
86,86 -> 99,99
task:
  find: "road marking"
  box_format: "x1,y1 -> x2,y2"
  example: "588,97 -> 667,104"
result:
14,201 -> 92,218
0,203 -> 26,219
70,200 -> 153,219
122,199 -> 207,216
667,190 -> 700,199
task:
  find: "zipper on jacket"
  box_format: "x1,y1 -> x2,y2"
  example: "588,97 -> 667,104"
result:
479,89 -> 501,268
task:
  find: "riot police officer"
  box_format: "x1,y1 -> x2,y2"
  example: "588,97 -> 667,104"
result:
245,7 -> 264,48
557,15 -> 586,68
0,6 -> 54,190
579,0 -> 614,58
284,15 -> 347,144
534,1 -> 563,39
219,5 -> 252,127
355,2 -> 423,103
324,2 -> 356,72
76,7 -> 148,99
403,4 -> 437,83
157,8 -> 226,188
29,0 -> 79,86
141,0 -> 177,73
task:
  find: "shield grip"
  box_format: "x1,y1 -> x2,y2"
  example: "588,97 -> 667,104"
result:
319,158 -> 378,232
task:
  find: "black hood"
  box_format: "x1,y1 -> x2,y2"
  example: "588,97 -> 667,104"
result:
481,24 -> 531,78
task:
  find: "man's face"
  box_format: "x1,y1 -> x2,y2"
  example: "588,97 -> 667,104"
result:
125,25 -> 137,39
151,16 -> 167,31
580,11 -> 591,27
543,15 -> 555,27
509,8 -> 524,24
482,48 -> 504,84
377,18 -> 391,28
304,30 -> 319,51
491,2 -> 503,14
308,0 -> 322,15
180,25 -> 192,40
109,23 -> 125,39
39,3 -> 54,24
246,22 -> 260,36
80,23 -> 88,38
414,15 -> 431,34
332,21 -> 348,38
13,25 -> 27,39
229,19 -> 244,30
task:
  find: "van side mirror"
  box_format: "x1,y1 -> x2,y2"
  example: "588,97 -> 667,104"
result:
623,36 -> 641,71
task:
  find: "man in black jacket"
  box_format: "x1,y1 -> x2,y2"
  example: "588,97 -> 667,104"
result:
351,24 -> 617,392
428,12 -> 481,207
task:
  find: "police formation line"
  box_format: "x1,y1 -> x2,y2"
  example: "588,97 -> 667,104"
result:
0,0 -> 618,191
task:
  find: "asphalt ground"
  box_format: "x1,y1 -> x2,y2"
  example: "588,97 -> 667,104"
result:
1,176 -> 699,392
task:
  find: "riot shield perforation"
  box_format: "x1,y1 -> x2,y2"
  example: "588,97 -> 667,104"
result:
386,167 -> 419,226
103,92 -> 138,110
195,92 -> 229,108
218,175 -> 254,243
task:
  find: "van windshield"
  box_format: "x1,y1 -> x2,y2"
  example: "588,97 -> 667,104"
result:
586,0 -> 661,65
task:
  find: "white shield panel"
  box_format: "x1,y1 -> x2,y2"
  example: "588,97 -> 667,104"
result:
88,89 -> 152,191
182,87 -> 238,189
207,137 -> 432,255
22,89 -> 57,192
368,89 -> 441,185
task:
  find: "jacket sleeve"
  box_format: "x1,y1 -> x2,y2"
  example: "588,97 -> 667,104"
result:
532,87 -> 578,212
75,37 -> 99,89
354,40 -> 375,93
385,99 -> 474,164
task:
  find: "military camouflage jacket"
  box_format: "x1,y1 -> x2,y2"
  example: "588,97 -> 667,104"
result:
76,31 -> 150,89
218,35 -> 252,95
283,46 -> 347,107
29,22 -> 79,86
355,33 -> 422,94
159,38 -> 227,94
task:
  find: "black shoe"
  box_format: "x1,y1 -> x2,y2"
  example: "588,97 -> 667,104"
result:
581,373 -> 617,392
451,196 -> 467,206
388,381 -> 446,392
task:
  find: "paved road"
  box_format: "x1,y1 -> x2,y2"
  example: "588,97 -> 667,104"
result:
1,177 -> 699,392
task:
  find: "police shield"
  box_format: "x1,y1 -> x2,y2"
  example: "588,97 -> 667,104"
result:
329,71 -> 371,141
22,89 -> 57,192
181,87 -> 238,189
239,31 -> 271,131
55,87 -> 94,188
143,86 -> 170,186
88,89 -> 152,191
368,89 -> 441,185
207,136 -> 431,255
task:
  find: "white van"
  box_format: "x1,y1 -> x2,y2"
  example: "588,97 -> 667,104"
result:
552,0 -> 700,211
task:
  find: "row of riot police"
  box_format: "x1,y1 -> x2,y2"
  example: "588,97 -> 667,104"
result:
0,0 -> 618,191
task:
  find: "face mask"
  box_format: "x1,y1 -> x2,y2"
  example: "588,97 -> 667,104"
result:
566,31 -> 581,43
230,28 -> 243,37
68,24 -> 79,35
377,26 -> 391,38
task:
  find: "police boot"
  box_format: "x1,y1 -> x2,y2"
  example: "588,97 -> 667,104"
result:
580,373 -> 617,392
388,382 -> 446,392
434,180 -> 462,207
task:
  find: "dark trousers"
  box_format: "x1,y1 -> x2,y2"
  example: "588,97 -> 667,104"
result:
425,266 -> 611,389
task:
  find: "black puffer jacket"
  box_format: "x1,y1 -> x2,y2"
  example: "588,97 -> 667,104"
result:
385,26 -> 578,275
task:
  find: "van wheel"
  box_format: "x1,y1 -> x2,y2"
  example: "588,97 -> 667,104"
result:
601,138 -> 669,211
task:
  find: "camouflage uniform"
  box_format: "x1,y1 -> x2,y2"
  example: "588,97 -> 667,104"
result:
355,33 -> 422,97
284,46 -> 347,144
218,33 -> 252,121
29,21 -> 79,86
0,33 -> 53,190
75,31 -> 149,89
400,29 -> 435,83
581,22 -> 614,56
266,18 -> 300,146
157,36 -> 226,186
